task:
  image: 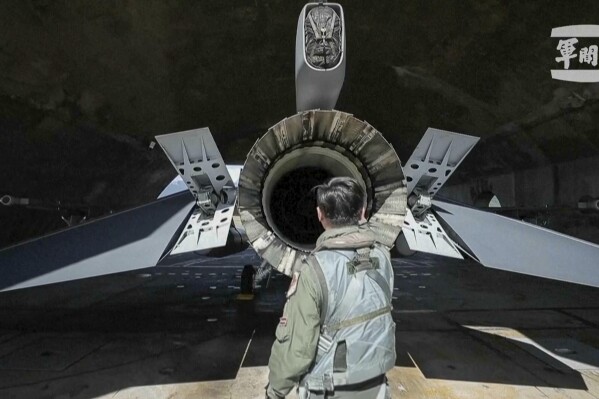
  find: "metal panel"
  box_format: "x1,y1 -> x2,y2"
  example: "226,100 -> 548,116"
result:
0,193 -> 194,291
157,165 -> 242,199
404,129 -> 479,196
433,199 -> 599,288
401,208 -> 463,259
155,128 -> 236,253
170,202 -> 235,254
155,128 -> 234,194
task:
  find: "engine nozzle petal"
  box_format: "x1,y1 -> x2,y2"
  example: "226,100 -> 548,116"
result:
239,110 -> 406,276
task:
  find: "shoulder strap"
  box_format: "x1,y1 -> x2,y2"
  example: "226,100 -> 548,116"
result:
366,269 -> 391,303
365,246 -> 392,302
325,305 -> 392,332
304,255 -> 328,326
347,247 -> 375,274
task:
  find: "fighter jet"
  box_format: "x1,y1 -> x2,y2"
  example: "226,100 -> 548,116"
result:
1,2 -> 598,292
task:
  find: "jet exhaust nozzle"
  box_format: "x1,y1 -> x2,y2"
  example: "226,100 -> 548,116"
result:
239,110 -> 407,276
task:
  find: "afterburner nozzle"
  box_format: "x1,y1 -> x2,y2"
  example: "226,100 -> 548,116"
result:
239,110 -> 407,276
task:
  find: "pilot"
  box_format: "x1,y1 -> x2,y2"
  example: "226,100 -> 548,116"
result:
266,177 -> 395,399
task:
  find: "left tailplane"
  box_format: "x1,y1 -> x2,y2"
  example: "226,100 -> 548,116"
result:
0,193 -> 194,291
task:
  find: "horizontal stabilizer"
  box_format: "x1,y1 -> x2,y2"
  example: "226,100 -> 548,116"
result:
0,193 -> 194,291
433,199 -> 599,288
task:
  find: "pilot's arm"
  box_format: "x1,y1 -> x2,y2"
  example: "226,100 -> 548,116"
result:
266,265 -> 322,398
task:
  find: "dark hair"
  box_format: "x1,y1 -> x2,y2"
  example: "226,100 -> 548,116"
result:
314,177 -> 366,227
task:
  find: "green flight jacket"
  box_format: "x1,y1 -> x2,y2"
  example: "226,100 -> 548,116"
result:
267,223 -> 379,397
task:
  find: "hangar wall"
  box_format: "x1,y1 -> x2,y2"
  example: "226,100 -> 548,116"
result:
441,156 -> 599,243
443,156 -> 599,209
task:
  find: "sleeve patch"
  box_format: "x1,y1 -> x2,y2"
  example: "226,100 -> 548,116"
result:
286,271 -> 300,298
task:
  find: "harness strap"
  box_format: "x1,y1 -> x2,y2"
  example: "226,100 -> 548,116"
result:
325,305 -> 392,332
347,247 -> 376,274
311,238 -> 376,254
366,269 -> 392,303
304,374 -> 335,393
304,255 -> 328,326
323,268 -> 364,333
356,247 -> 371,261
353,258 -> 378,273
304,370 -> 386,393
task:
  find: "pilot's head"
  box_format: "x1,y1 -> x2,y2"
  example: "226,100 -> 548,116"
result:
314,177 -> 366,229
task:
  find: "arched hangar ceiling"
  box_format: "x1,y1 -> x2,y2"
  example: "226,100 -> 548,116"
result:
1,0 -> 599,246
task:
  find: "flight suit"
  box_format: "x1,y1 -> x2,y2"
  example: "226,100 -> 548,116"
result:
266,223 -> 394,399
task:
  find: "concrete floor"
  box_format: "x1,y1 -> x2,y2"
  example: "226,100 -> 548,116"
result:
0,250 -> 598,399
